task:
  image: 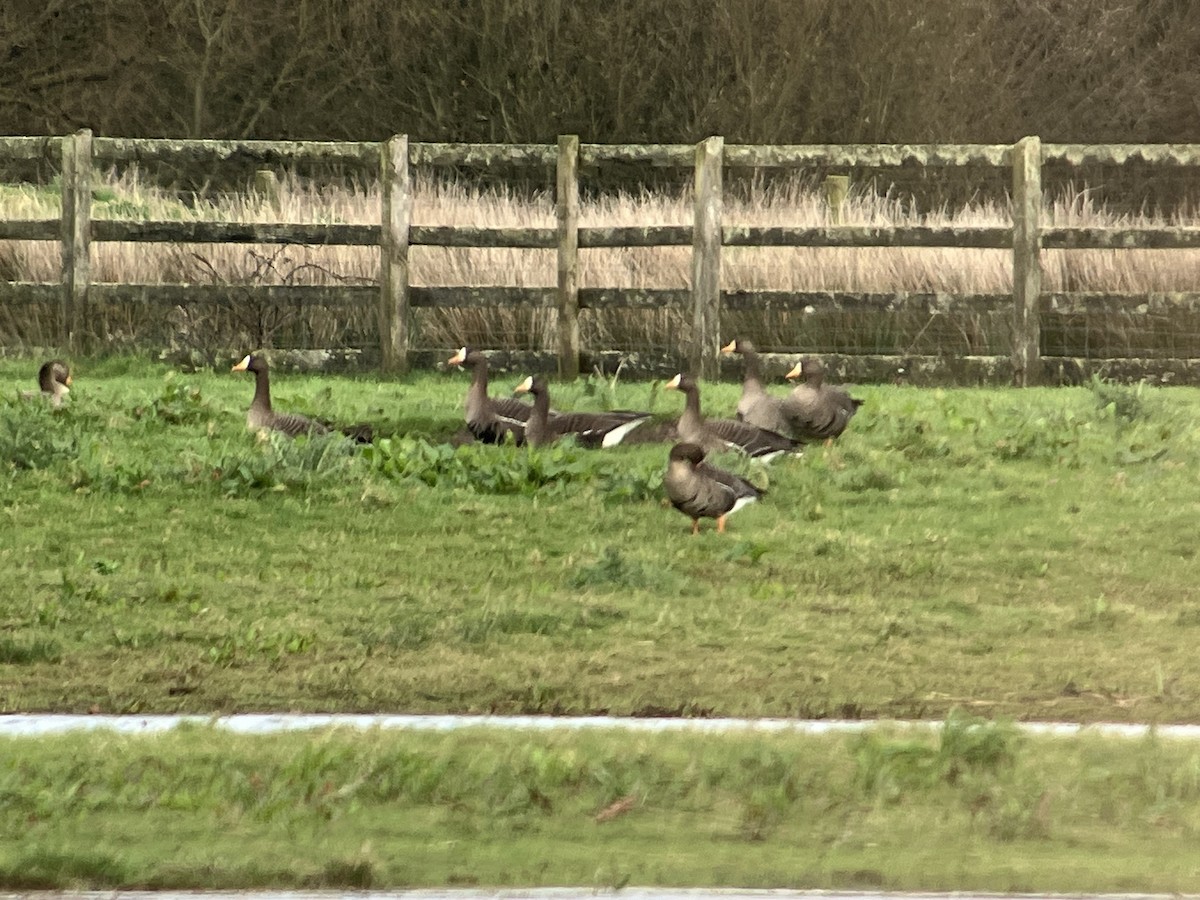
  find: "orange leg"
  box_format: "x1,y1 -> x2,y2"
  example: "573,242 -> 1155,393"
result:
717,514 -> 727,533
691,519 -> 700,535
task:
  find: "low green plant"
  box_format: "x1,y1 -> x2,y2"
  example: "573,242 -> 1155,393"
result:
0,400 -> 80,471
208,431 -> 360,496
131,377 -> 214,425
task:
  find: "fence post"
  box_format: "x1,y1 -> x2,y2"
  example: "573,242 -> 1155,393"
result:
692,135 -> 723,379
60,128 -> 92,353
556,135 -> 580,379
1011,135 -> 1042,387
380,134 -> 411,373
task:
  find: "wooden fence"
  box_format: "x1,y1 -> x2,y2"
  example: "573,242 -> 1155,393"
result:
4,131 -> 1200,384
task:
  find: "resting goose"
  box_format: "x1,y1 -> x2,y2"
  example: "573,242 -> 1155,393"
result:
664,441 -> 764,534
664,373 -> 800,461
448,346 -> 533,444
782,357 -> 863,442
720,338 -> 792,437
512,375 -> 651,448
231,353 -> 373,442
20,359 -> 72,407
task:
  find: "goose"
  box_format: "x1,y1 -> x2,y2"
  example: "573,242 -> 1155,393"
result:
664,441 -> 764,534
782,357 -> 863,442
447,346 -> 534,444
512,375 -> 651,448
231,353 -> 373,442
664,373 -> 800,461
20,359 -> 72,407
720,338 -> 792,437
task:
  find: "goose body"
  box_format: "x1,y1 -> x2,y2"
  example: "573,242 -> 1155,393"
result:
665,373 -> 800,461
20,359 -> 72,407
664,442 -> 763,534
513,375 -> 650,448
448,346 -> 532,444
782,358 -> 862,442
231,354 -> 372,442
721,338 -> 792,437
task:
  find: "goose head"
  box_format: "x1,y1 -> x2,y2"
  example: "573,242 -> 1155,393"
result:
720,338 -> 756,355
785,358 -> 824,383
512,375 -> 541,396
231,353 -> 268,374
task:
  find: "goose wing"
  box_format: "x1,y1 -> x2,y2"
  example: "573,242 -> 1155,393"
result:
705,417 -> 800,460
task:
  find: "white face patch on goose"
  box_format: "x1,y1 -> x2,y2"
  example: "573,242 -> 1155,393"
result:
232,354 -> 252,372
515,376 -> 533,393
448,347 -> 467,365
665,373 -> 682,390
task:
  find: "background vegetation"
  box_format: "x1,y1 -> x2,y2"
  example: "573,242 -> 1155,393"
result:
4,0 -> 1200,147
5,174 -> 1200,361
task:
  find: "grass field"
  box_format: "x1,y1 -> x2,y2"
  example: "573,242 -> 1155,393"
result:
4,354 -> 1200,891
3,354 -> 1199,721
5,722 -> 1200,891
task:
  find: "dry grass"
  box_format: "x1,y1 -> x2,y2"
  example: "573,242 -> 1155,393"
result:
3,171 -> 1200,356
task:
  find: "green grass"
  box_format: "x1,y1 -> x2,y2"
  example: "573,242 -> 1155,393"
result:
5,354 -> 1200,891
4,719 -> 1200,891
3,355 -> 1200,721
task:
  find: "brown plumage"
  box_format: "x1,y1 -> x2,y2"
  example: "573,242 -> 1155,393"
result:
664,442 -> 763,534
782,357 -> 862,442
664,373 -> 800,461
231,354 -> 372,442
512,375 -> 651,448
20,359 -> 72,407
721,338 -> 793,437
447,346 -> 532,445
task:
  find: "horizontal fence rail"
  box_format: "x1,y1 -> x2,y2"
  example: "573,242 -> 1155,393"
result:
4,132 -> 1200,382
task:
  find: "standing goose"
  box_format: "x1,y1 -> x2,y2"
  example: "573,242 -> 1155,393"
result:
664,373 -> 800,461
720,338 -> 792,437
448,346 -> 533,444
20,360 -> 72,407
664,441 -> 764,534
231,354 -> 373,442
512,375 -> 651,448
782,357 -> 863,442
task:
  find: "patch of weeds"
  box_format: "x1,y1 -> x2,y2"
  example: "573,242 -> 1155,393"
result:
854,711 -> 1020,803
456,604 -> 567,643
835,462 -> 900,493
131,377 -> 214,424
1088,374 -> 1156,425
732,746 -> 803,841
350,608 -> 439,651
208,431 -> 358,496
0,636 -> 62,664
70,440 -> 156,493
990,405 -> 1093,466
205,623 -> 317,667
366,437 -> 590,494
594,457 -> 664,503
721,539 -> 770,564
877,416 -> 951,461
0,848 -> 130,889
0,400 -> 80,471
1071,594 -> 1124,630
305,857 -> 377,888
364,436 -> 662,500
568,546 -> 651,591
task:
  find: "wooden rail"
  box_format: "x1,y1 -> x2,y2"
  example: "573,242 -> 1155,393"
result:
5,132 -> 1200,382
